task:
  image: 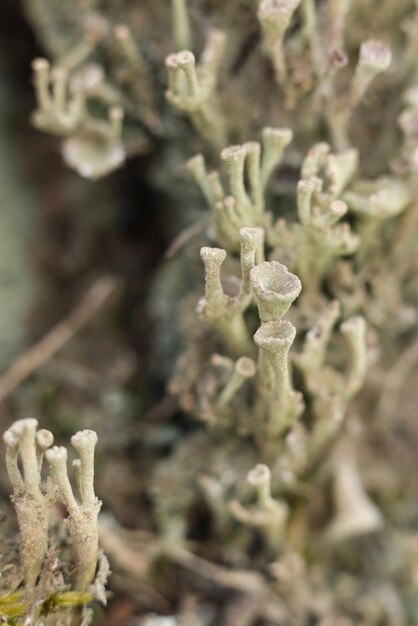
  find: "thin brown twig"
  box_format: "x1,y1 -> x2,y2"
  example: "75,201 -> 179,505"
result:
164,217 -> 209,259
0,275 -> 118,403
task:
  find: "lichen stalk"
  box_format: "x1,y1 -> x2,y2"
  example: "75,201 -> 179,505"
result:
46,430 -> 101,591
3,419 -> 54,586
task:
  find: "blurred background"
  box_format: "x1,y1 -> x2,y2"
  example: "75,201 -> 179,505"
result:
0,4 -> 174,622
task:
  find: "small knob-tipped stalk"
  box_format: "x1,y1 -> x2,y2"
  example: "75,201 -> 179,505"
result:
188,129 -> 291,250
165,31 -> 226,149
294,149 -> 360,289
113,24 -> 146,70
261,127 -> 293,188
112,25 -> 156,117
176,51 -> 200,98
46,430 -> 101,591
198,246 -> 250,354
350,40 -> 392,109
327,41 -> 391,149
221,145 -> 251,216
31,57 -> 85,136
340,316 -> 367,400
250,261 -> 302,323
3,419 -> 54,586
217,356 -> 256,408
187,154 -> 220,207
229,463 -> 288,551
258,0 -> 301,85
239,227 -> 265,298
199,232 -> 263,354
258,0 -> 300,46
32,57 -> 51,111
247,463 -> 273,507
210,353 -> 234,372
35,428 -> 54,470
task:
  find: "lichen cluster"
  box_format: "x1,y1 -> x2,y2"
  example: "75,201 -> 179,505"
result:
1,420 -> 107,625
2,0 -> 418,624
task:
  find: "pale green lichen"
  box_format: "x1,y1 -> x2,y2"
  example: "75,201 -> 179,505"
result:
3,419 -> 54,587
46,430 -> 101,591
9,0 -> 418,622
2,420 -> 106,624
188,129 -> 292,250
165,30 -> 226,150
